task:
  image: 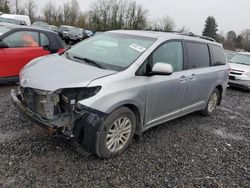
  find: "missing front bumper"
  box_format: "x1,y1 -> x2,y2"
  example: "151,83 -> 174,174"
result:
11,88 -> 107,154
11,89 -> 60,134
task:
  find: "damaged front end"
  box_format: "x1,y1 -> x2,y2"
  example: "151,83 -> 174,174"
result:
11,86 -> 107,153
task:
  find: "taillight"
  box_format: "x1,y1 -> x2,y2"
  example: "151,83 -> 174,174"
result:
57,48 -> 65,54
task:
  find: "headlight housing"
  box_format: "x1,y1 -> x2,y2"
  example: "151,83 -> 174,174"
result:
61,86 -> 101,105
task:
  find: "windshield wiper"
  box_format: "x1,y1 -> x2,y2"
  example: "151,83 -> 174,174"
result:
73,56 -> 106,69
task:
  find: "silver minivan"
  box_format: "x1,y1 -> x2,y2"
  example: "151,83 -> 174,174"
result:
11,30 -> 229,158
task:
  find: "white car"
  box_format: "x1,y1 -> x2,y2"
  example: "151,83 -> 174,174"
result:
0,14 -> 31,26
229,52 -> 250,90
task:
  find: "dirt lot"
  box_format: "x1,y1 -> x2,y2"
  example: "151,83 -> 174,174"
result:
0,85 -> 249,188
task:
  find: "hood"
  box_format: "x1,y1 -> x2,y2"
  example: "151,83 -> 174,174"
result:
229,62 -> 250,72
20,54 -> 116,91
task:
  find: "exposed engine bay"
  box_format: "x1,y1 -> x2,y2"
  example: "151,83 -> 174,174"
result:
18,86 -> 102,137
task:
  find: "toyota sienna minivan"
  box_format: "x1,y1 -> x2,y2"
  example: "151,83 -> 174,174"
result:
11,30 -> 229,158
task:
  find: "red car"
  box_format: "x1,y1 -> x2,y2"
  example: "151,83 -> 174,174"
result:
0,24 -> 64,83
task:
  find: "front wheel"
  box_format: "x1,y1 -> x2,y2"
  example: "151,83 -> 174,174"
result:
95,107 -> 136,159
201,88 -> 220,116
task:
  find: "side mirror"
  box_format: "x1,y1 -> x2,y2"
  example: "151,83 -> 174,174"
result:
0,41 -> 9,48
151,62 -> 173,76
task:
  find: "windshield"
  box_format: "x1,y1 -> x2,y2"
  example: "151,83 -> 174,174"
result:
59,26 -> 72,32
70,28 -> 82,34
0,26 -> 10,35
67,33 -> 156,71
229,54 -> 250,66
225,52 -> 235,60
33,22 -> 48,26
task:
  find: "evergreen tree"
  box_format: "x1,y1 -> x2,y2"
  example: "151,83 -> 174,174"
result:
202,16 -> 218,39
3,0 -> 10,13
235,35 -> 243,48
0,0 -> 10,13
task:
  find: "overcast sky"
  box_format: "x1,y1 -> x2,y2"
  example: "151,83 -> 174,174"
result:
34,0 -> 250,35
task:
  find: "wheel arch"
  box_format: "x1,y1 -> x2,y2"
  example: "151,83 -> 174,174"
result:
215,84 -> 223,105
107,102 -> 144,135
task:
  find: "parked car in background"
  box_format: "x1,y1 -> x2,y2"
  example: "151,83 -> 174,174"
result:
228,52 -> 250,90
224,50 -> 237,61
36,25 -> 58,32
32,21 -> 48,27
0,17 -> 27,26
0,25 -> 64,83
0,14 -> 31,26
0,24 -> 10,36
11,30 -> 229,158
65,27 -> 88,44
58,25 -> 74,39
85,29 -> 94,37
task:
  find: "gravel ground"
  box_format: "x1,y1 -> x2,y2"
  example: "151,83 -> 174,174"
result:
0,85 -> 249,188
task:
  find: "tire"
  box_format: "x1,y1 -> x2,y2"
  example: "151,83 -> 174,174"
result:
201,88 -> 220,116
95,107 -> 136,159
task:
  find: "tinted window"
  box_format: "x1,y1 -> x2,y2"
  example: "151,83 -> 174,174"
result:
152,41 -> 183,72
186,42 -> 210,69
210,45 -> 226,65
3,31 -> 39,48
40,33 -> 50,47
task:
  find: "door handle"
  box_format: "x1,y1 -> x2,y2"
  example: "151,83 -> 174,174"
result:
189,74 -> 197,81
180,75 -> 187,83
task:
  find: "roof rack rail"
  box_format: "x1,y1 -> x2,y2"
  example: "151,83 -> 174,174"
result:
179,32 -> 216,42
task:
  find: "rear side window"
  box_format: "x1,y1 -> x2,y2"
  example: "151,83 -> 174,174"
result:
210,45 -> 226,66
186,42 -> 210,69
3,31 -> 39,48
40,33 -> 50,47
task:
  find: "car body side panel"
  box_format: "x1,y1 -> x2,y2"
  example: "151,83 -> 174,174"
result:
143,72 -> 188,128
0,47 -> 50,77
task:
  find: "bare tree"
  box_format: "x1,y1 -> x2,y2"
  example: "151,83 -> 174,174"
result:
25,0 -> 36,22
150,15 -> 175,32
68,0 -> 80,25
89,0 -> 148,31
15,0 -> 19,14
63,1 -> 71,25
62,0 -> 80,25
43,2 -> 56,24
77,12 -> 89,28
178,26 -> 189,33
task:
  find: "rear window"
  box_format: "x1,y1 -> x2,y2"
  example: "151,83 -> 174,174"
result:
40,33 -> 50,47
186,42 -> 210,69
210,45 -> 226,65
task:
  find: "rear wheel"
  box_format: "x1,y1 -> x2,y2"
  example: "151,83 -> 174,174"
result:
201,88 -> 220,116
95,107 -> 136,159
